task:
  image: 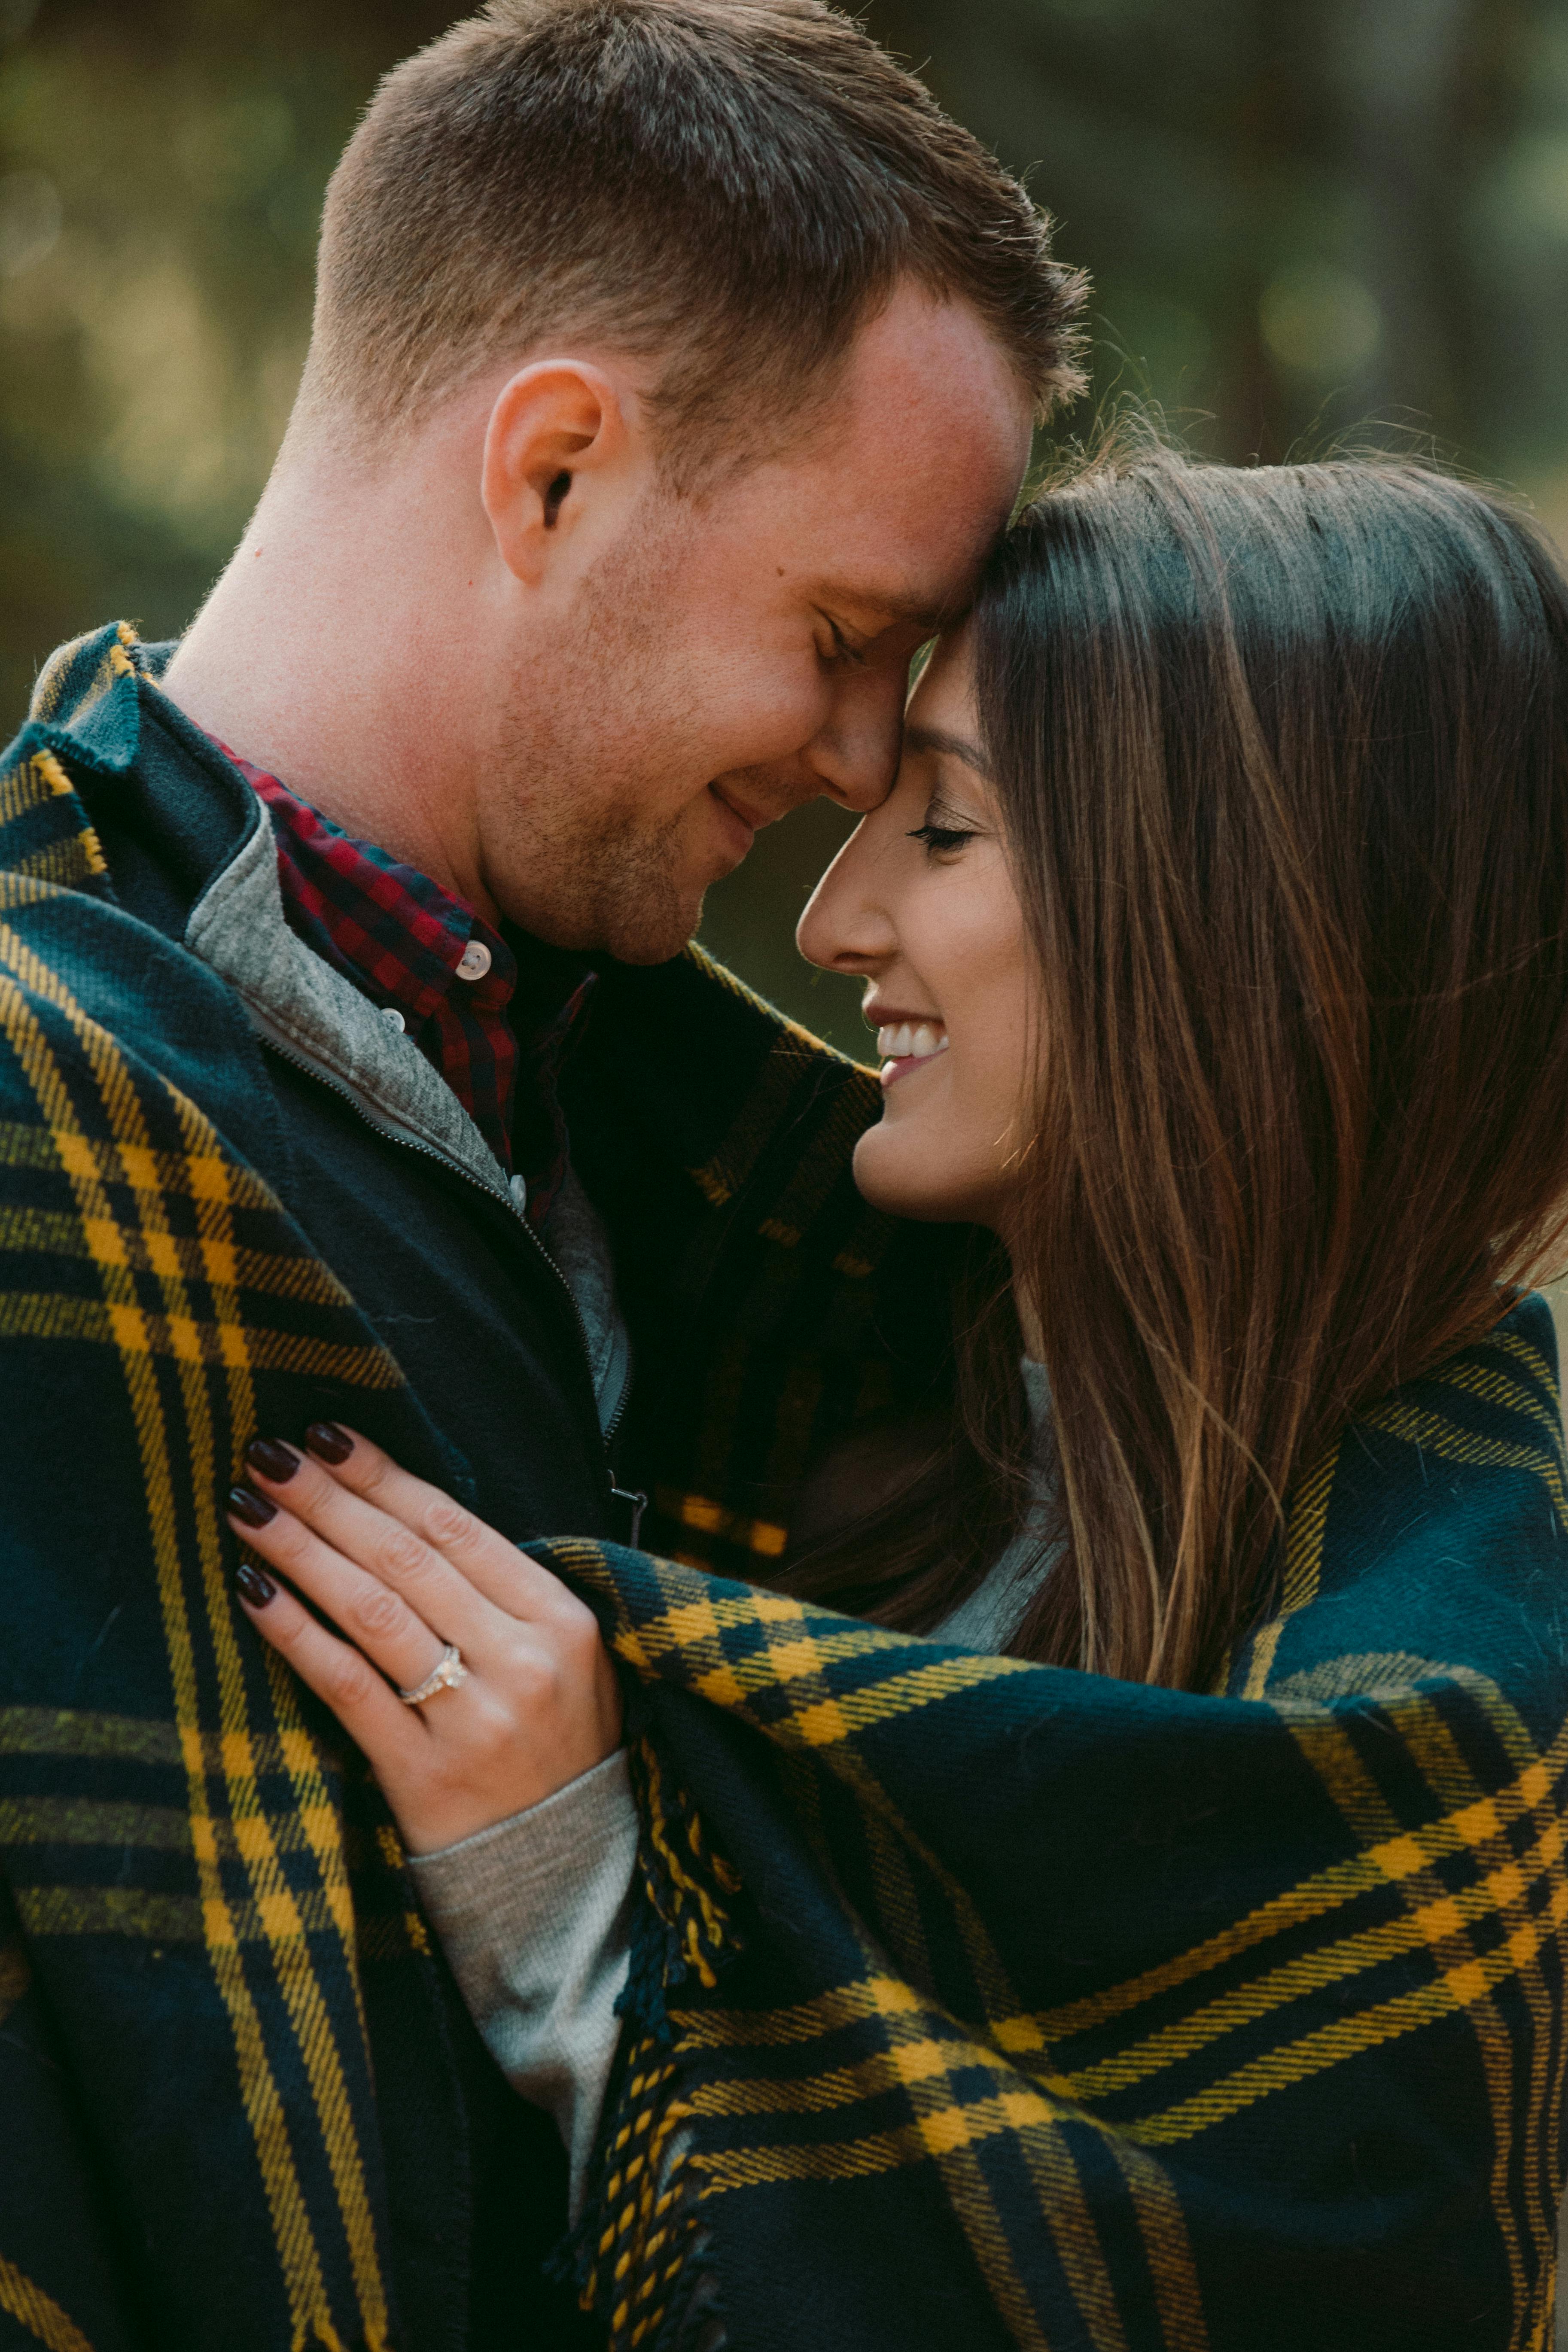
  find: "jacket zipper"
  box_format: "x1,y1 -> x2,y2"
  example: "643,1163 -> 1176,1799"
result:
253,1019 -> 640,1534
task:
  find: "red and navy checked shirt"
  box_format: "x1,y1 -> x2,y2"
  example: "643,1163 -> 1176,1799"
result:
223,748 -> 585,1228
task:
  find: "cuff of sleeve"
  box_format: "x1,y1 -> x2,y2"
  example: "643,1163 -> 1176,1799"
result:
408,1749 -> 639,1987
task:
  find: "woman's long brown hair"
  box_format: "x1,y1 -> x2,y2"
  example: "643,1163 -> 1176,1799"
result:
779,444 -> 1568,1692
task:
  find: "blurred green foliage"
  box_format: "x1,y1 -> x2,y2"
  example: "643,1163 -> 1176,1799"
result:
5,0 -> 1568,1054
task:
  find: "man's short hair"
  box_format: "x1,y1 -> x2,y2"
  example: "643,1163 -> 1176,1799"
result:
301,0 -> 1086,478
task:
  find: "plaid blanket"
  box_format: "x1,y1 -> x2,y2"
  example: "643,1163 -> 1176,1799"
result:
5,624 -> 1566,2351
0,624 -> 949,2348
0,625 -> 506,2350
537,1308 -> 1568,2352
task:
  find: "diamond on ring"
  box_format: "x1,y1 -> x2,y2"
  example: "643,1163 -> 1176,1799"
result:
396,1643 -> 470,1706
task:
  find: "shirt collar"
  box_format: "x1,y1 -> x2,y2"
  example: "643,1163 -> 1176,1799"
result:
226,748 -> 518,1030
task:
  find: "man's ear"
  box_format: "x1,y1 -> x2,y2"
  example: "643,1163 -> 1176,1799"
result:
481,361 -> 631,585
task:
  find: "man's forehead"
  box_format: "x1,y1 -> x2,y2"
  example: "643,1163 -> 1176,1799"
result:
804,447 -> 1023,628
732,393 -> 1022,625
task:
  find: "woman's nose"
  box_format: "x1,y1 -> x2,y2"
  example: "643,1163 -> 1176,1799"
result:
796,820 -> 898,974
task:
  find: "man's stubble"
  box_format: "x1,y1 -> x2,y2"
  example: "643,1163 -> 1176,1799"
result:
482,494 -> 710,965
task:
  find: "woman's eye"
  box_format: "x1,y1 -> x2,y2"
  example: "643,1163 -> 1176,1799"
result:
907,822 -> 975,856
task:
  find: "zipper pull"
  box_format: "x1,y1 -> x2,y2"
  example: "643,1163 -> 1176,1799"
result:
609,1486 -> 648,1549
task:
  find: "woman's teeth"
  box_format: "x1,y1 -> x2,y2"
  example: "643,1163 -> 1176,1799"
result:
875,1022 -> 949,1063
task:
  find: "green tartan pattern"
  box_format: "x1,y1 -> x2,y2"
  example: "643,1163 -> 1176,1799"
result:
0,622 -> 956,2347
5,622 -> 1567,2352
534,1304 -> 1568,2352
0,627 -> 428,2346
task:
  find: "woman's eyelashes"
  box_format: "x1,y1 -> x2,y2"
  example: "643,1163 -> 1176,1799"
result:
907,799 -> 978,858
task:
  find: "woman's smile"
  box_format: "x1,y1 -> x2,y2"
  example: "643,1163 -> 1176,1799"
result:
873,1014 -> 950,1087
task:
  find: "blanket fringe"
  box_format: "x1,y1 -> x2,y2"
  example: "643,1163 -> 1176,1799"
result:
554,1734 -> 742,2351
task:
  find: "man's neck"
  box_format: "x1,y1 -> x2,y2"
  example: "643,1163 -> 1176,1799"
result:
161,445 -> 502,919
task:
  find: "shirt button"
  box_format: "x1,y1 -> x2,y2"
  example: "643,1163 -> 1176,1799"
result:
381,1007 -> 406,1032
457,939 -> 493,982
509,1173 -> 528,1211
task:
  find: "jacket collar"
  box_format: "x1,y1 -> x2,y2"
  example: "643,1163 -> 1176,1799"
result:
22,617 -> 145,776
186,792 -> 514,1202
0,620 -> 148,900
6,622 -> 515,1201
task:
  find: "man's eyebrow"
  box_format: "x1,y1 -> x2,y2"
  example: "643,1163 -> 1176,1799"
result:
903,722 -> 995,780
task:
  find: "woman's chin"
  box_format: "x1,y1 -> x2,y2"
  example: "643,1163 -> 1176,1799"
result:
849,1123 -> 1001,1228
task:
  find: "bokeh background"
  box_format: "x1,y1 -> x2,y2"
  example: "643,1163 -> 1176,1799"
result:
5,0 -> 1568,1059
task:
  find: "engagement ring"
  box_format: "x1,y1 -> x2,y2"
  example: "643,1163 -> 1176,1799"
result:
396,1644 -> 469,1706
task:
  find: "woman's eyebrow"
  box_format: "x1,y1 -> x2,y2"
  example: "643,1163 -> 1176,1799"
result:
903,722 -> 995,780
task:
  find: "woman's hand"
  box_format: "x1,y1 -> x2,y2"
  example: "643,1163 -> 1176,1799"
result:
225,1424 -> 622,1855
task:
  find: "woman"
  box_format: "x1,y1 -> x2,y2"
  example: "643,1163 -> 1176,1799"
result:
226,445 -> 1568,2350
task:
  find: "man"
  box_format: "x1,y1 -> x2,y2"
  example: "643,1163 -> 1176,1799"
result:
0,1 -> 1083,2344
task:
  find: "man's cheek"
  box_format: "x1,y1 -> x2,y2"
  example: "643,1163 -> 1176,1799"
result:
700,659 -> 831,771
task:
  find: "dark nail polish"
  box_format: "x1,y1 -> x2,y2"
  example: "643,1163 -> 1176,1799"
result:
305,1422 -> 354,1465
228,1483 -> 277,1528
245,1437 -> 300,1484
234,1561 -> 276,1607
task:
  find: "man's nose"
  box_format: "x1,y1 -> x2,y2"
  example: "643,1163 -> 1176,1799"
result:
807,663 -> 907,813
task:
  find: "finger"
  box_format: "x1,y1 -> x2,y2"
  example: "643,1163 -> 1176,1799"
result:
237,1440 -> 512,1656
233,1560 -> 429,1771
294,1424 -> 585,1625
228,1485 -> 464,1695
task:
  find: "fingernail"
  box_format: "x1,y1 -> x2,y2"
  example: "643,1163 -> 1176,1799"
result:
228,1483 -> 277,1528
245,1437 -> 300,1484
234,1561 -> 276,1607
305,1422 -> 354,1465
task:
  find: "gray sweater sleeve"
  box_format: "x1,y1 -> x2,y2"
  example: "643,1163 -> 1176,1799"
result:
407,1749 -> 640,2220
